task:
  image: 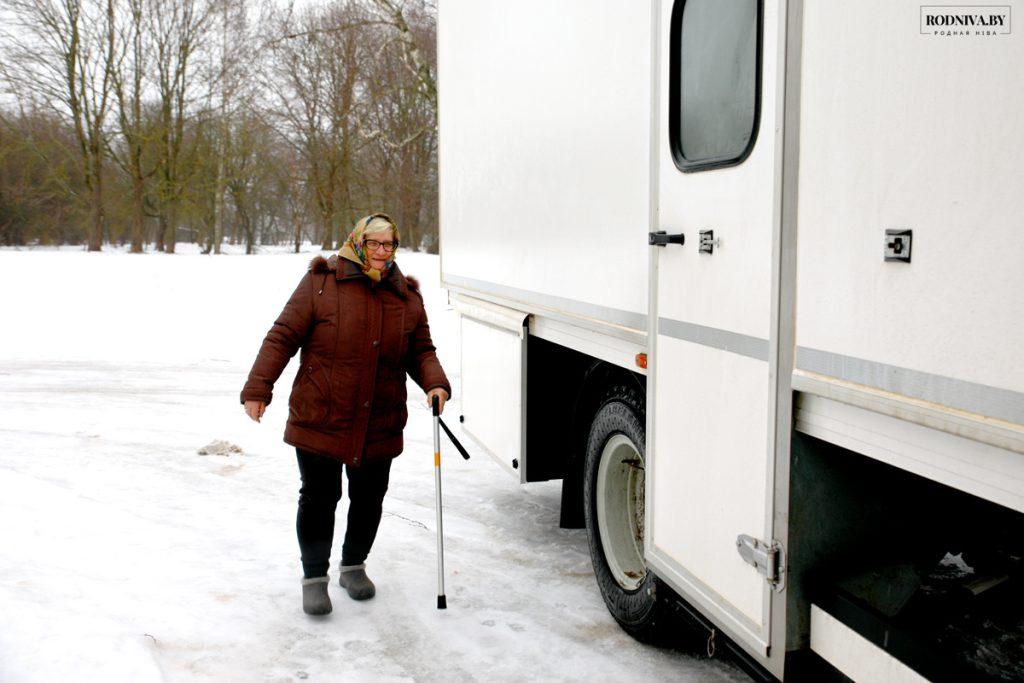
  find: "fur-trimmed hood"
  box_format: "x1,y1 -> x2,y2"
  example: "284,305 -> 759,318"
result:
309,253 -> 419,298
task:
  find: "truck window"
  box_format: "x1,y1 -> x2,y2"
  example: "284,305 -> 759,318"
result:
669,0 -> 762,171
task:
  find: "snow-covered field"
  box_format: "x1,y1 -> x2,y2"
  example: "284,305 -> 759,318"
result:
0,245 -> 744,682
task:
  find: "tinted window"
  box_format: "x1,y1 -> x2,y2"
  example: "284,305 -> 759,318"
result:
670,0 -> 761,171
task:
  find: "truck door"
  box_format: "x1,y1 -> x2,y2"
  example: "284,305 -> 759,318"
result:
646,0 -> 794,665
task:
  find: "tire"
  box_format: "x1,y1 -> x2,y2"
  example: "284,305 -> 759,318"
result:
583,384 -> 669,643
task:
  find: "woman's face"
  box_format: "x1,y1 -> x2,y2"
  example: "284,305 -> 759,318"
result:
363,228 -> 396,270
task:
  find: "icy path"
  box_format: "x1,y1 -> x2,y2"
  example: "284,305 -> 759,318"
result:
0,247 -> 743,682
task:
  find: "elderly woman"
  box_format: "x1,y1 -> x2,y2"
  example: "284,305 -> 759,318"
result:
240,213 -> 450,616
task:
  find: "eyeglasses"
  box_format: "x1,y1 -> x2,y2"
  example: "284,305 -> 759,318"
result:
364,239 -> 397,253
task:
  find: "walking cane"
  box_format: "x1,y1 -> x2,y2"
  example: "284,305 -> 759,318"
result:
432,394 -> 447,609
431,394 -> 471,610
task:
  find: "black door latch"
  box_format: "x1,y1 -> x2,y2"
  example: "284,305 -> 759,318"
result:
884,229 -> 912,263
649,231 -> 685,247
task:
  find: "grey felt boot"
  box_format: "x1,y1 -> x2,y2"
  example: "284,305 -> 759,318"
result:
338,564 -> 376,600
302,576 -> 332,615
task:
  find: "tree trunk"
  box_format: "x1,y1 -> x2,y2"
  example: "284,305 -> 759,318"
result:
397,157 -> 418,251
88,186 -> 103,251
410,190 -> 424,252
164,204 -> 177,253
320,210 -> 333,251
319,186 -> 335,250
88,151 -> 104,252
130,172 -> 145,253
213,171 -> 224,254
240,207 -> 253,255
155,212 -> 166,252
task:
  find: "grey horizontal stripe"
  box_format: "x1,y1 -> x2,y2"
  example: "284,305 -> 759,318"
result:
658,318 -> 770,361
797,347 -> 1024,425
442,274 -> 647,330
444,274 -> 771,361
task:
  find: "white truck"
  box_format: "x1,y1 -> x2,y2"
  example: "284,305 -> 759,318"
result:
437,1 -> 1024,680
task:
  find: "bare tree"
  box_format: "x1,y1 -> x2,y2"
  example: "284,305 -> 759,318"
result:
108,0 -> 155,253
225,112 -> 260,253
370,0 -> 436,109
360,0 -> 437,249
281,156 -> 308,253
265,2 -> 368,250
206,0 -> 254,254
2,0 -> 117,251
147,0 -> 213,252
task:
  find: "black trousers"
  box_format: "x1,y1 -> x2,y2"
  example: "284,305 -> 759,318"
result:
295,448 -> 393,579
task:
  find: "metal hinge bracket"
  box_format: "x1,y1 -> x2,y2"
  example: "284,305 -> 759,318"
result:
736,534 -> 786,592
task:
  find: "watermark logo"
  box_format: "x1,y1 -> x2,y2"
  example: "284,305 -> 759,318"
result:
920,5 -> 1011,36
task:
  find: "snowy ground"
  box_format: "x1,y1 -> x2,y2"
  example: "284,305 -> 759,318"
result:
0,245 -> 745,682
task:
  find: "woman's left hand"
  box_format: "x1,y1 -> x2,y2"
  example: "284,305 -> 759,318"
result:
425,387 -> 449,414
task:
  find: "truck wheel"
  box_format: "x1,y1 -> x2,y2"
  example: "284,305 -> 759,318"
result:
583,386 -> 668,642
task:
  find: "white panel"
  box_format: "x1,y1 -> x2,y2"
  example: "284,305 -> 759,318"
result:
810,606 -> 929,683
460,317 -> 524,478
796,1 -> 1024,396
438,0 -> 651,319
796,392 -> 1024,514
651,337 -> 770,625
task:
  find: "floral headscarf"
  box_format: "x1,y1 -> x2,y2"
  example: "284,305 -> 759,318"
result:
339,213 -> 400,282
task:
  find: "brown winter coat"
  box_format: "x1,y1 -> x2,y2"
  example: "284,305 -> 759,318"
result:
240,254 -> 450,466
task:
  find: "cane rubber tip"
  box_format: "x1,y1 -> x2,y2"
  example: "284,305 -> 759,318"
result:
437,595 -> 447,609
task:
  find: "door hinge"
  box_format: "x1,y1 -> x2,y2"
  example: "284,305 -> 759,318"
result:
736,534 -> 786,592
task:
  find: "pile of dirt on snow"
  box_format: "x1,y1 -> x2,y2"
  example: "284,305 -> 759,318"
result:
197,440 -> 243,456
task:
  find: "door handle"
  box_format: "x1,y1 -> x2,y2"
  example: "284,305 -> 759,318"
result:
648,231 -> 685,247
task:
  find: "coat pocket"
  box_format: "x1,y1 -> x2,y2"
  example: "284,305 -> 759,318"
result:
289,361 -> 331,426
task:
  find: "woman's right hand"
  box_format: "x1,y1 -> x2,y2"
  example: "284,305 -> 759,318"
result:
244,400 -> 267,423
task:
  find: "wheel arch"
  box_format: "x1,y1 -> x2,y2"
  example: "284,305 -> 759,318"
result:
560,359 -> 646,528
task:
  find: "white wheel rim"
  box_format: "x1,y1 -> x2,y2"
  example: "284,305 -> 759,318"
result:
596,433 -> 646,591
